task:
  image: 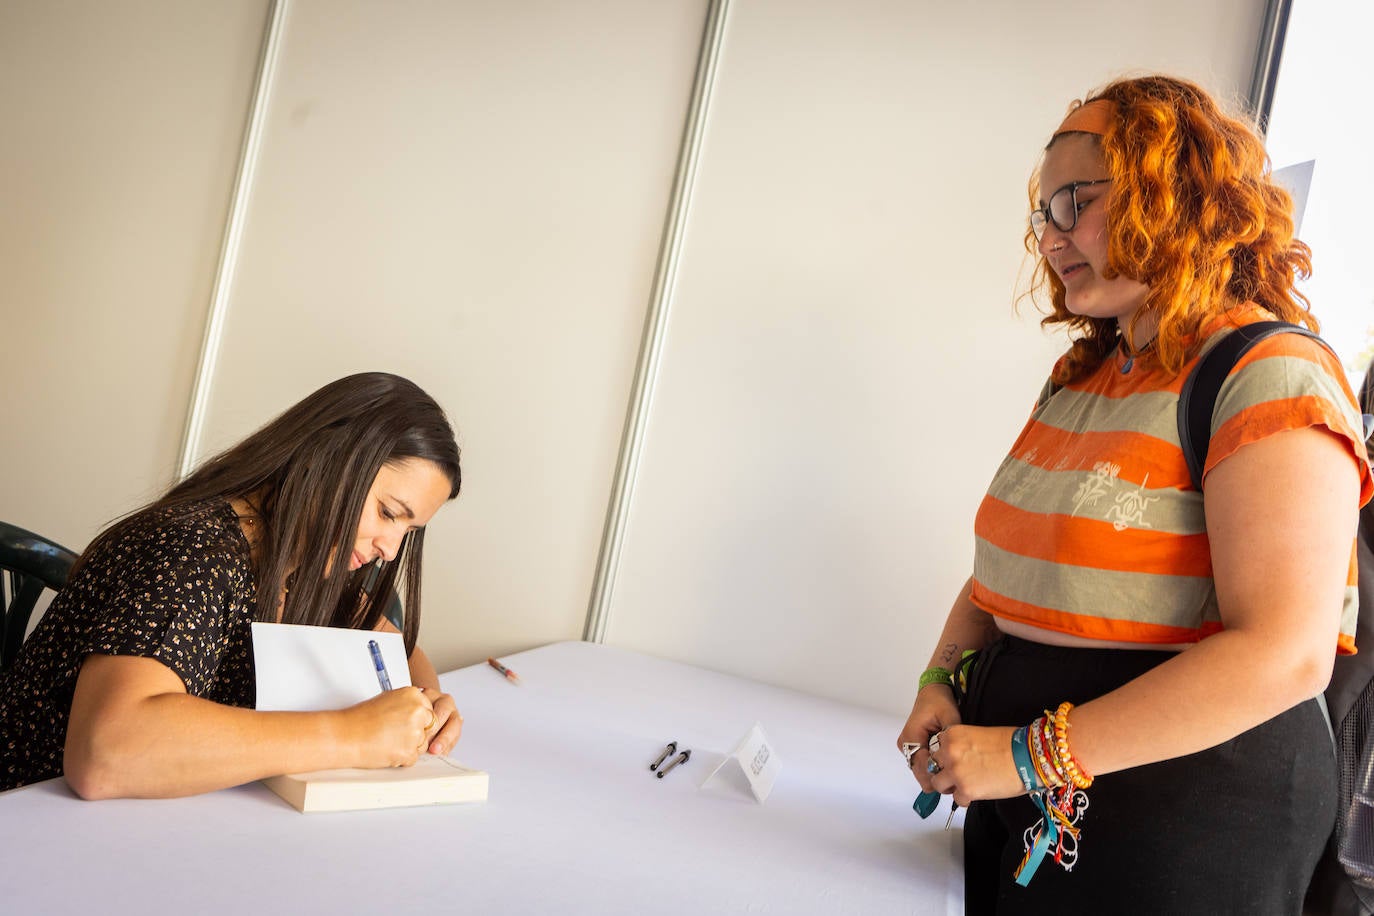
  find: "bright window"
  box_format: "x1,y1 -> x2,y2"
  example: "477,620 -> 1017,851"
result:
1264,0 -> 1374,388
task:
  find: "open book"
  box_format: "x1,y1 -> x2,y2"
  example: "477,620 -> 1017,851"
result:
262,755 -> 489,813
250,623 -> 490,812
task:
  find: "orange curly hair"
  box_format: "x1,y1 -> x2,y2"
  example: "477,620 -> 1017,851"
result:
1026,75 -> 1315,384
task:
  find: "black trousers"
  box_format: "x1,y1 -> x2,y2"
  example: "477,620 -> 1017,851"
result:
961,635 -> 1336,916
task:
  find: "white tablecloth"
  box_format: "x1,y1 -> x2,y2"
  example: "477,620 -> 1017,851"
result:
0,640 -> 962,914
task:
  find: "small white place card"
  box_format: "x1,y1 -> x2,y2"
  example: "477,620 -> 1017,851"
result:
701,722 -> 781,804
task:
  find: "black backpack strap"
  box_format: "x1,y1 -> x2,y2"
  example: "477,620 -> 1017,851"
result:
1362,364 -> 1374,449
1176,321 -> 1330,491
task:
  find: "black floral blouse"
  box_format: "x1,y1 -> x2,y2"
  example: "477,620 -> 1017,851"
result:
0,501 -> 257,791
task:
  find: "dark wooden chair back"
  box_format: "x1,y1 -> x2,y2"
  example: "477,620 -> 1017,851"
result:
0,521 -> 78,670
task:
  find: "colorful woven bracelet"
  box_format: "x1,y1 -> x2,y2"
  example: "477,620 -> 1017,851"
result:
1010,725 -> 1045,793
1028,716 -> 1065,789
1035,715 -> 1067,788
917,666 -> 954,690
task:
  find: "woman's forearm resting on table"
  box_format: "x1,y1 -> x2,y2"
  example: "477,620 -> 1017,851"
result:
63,653 -> 435,800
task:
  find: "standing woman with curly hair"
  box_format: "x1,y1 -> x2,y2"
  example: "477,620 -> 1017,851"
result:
897,76 -> 1373,913
0,372 -> 464,798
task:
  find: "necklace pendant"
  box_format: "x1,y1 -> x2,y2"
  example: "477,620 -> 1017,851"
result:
1121,356 -> 1134,373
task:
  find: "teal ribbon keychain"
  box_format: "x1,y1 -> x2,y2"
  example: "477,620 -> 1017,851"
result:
904,740 -> 957,826
1008,721 -> 1055,884
1014,791 -> 1058,886
913,790 -> 959,828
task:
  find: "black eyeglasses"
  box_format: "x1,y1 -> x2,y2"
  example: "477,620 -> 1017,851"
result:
1029,179 -> 1111,240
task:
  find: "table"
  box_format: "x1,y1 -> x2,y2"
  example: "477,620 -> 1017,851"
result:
0,641 -> 962,914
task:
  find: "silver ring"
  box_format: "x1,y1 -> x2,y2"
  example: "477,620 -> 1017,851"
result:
927,760 -> 941,775
901,742 -> 922,765
928,733 -> 942,754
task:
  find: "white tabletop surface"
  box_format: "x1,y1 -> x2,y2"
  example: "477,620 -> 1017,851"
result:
0,640 -> 962,915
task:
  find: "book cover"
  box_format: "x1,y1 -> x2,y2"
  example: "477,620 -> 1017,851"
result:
262,755 -> 489,813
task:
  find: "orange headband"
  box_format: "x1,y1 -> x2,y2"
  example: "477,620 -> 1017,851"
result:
1053,99 -> 1116,138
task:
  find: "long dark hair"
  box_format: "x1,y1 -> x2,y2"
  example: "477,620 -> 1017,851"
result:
83,373 -> 460,652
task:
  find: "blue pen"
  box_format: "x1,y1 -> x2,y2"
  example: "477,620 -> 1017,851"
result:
368,639 -> 393,692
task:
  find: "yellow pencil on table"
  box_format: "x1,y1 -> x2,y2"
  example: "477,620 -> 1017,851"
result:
487,657 -> 522,685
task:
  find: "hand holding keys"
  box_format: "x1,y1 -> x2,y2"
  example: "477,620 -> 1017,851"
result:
903,740 -> 959,829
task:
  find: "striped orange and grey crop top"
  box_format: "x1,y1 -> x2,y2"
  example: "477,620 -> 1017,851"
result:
971,312 -> 1374,653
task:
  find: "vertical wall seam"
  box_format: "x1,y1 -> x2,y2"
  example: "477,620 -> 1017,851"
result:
176,0 -> 290,479
582,0 -> 732,643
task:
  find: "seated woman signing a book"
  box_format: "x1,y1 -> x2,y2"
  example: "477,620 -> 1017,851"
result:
0,372 -> 463,797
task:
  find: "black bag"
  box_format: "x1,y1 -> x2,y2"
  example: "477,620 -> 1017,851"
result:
1178,321 -> 1374,915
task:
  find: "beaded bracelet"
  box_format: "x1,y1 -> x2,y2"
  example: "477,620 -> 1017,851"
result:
917,666 -> 954,690
1050,702 -> 1093,790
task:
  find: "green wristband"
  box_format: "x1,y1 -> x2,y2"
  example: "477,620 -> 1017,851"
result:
918,666 -> 954,690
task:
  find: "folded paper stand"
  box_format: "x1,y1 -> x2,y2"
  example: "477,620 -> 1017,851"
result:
700,722 -> 780,804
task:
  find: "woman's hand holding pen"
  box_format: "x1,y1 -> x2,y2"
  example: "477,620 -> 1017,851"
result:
362,637 -> 462,760
341,686 -> 435,768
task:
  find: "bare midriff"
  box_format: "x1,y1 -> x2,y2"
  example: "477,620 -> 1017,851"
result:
996,617 -> 1192,653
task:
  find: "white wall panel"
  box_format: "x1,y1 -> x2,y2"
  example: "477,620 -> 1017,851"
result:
196,0 -> 709,672
602,0 -> 1265,712
0,0 -> 269,550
